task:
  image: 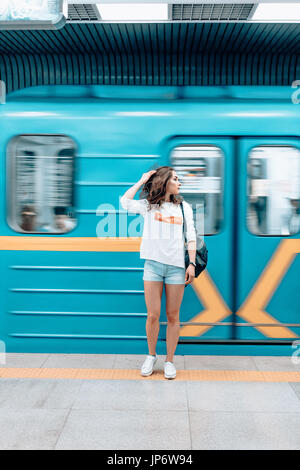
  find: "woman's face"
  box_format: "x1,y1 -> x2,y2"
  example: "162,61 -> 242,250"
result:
166,171 -> 181,195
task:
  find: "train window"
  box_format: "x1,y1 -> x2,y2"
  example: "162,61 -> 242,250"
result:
7,135 -> 77,234
170,145 -> 223,235
247,146 -> 300,236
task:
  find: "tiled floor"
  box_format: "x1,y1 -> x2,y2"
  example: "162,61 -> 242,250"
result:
0,353 -> 300,450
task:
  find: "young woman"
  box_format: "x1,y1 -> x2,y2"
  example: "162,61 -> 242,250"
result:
120,166 -> 196,379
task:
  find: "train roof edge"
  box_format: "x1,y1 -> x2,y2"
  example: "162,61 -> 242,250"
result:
5,85 -> 296,102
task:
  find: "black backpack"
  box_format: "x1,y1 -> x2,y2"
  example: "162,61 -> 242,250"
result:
180,202 -> 208,278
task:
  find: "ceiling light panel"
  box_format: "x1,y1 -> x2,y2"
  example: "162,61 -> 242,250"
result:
96,3 -> 168,21
68,4 -> 101,21
252,3 -> 300,21
171,4 -> 256,21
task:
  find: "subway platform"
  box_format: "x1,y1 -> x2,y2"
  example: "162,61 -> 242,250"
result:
0,353 -> 300,450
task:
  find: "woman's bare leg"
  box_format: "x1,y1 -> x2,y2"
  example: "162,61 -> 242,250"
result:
144,280 -> 163,355
165,284 -> 185,362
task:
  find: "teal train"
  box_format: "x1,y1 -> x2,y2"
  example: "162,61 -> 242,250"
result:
0,84 -> 299,356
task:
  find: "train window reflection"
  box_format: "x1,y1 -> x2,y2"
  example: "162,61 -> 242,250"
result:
170,145 -> 223,235
247,146 -> 300,236
7,135 -> 76,234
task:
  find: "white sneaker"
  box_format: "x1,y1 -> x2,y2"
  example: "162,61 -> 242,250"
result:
164,361 -> 176,379
141,355 -> 157,376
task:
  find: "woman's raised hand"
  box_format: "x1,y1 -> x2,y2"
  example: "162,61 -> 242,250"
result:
139,170 -> 157,184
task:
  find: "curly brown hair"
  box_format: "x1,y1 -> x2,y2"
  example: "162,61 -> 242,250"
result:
140,166 -> 183,211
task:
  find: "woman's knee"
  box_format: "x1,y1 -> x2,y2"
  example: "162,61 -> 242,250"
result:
166,310 -> 180,325
147,312 -> 160,323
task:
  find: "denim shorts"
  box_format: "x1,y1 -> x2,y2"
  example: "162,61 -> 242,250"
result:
143,259 -> 186,284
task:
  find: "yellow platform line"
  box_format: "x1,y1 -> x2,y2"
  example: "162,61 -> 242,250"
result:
0,368 -> 300,382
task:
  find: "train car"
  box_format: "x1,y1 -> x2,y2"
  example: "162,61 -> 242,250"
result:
0,84 -> 299,355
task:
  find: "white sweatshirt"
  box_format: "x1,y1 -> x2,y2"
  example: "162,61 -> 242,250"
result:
120,195 -> 196,268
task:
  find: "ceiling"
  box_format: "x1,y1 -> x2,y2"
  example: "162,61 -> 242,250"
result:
1,22 -> 299,55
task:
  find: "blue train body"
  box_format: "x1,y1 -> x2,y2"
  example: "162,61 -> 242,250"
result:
0,85 -> 299,356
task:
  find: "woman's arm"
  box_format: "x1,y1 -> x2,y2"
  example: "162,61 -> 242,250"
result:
120,170 -> 157,214
184,202 -> 197,285
122,180 -> 144,200
187,240 -> 196,264
121,170 -> 157,200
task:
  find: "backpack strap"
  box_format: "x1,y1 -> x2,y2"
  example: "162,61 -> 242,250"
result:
179,201 -> 187,242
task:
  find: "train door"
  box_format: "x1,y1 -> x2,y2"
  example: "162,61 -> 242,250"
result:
236,138 -> 300,341
165,137 -> 235,341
